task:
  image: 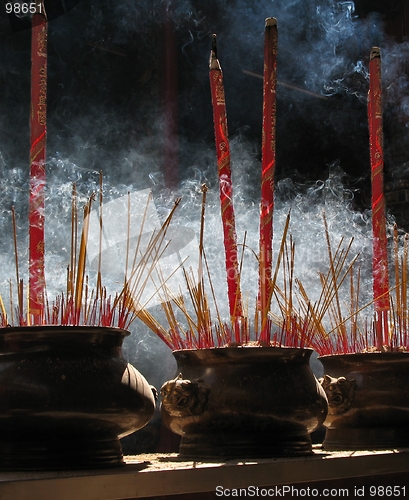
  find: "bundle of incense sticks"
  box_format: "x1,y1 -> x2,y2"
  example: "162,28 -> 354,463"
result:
391,226 -> 409,351
209,34 -> 243,326
368,46 -> 390,348
29,1 -> 48,324
137,193 -> 313,350
258,17 -> 278,342
293,214 -> 363,355
1,187 -> 180,328
294,216 -> 409,355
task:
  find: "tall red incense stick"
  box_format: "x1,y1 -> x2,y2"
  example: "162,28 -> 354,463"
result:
258,17 -> 277,341
209,34 -> 243,324
29,2 -> 47,324
368,46 -> 390,347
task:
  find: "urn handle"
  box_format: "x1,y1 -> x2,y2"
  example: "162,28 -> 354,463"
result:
150,385 -> 158,401
160,373 -> 210,418
319,374 -> 357,415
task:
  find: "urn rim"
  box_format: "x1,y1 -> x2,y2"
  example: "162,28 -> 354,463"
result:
172,345 -> 314,364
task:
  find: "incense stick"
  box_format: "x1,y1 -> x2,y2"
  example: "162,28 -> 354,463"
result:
209,34 -> 243,323
258,18 -> 278,342
29,1 -> 48,324
11,206 -> 23,317
74,194 -> 94,320
368,46 -> 390,348
97,172 -> 103,298
68,183 -> 77,298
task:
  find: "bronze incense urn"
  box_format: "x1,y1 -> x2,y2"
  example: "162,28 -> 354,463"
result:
319,352 -> 409,450
160,346 -> 328,458
0,326 -> 156,470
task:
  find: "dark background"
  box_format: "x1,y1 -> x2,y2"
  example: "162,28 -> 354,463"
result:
0,0 -> 409,213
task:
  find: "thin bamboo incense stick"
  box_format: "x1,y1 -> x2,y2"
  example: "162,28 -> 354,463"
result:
368,46 -> 390,347
350,267 -> 356,347
9,280 -> 14,326
29,1 -> 47,324
125,191 -> 131,286
74,195 -> 94,320
197,184 -> 208,334
68,183 -> 77,298
403,234 -> 408,344
259,17 -> 278,342
242,70 -> 329,101
209,34 -> 243,324
11,207 -> 19,287
203,249 -> 226,344
97,172 -> 103,298
11,206 -> 23,318
393,224 -> 402,336
0,294 -> 7,325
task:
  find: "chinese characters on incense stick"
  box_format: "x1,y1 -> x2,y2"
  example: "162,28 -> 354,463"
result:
368,46 -> 390,348
209,33 -> 244,333
29,1 -> 47,324
258,17 -> 277,342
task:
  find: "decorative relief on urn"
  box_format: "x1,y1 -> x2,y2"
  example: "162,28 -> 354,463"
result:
319,374 -> 357,415
160,373 -> 210,418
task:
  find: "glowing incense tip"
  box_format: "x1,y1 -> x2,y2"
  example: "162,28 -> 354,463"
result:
370,47 -> 381,59
211,33 -> 217,57
209,34 -> 219,70
265,17 -> 277,27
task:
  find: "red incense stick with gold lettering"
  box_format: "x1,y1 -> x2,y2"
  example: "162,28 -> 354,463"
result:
209,34 -> 243,327
29,1 -> 48,324
258,18 -> 278,341
368,46 -> 390,347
